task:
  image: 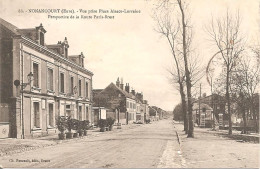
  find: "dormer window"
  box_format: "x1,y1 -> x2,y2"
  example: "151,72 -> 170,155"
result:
40,32 -> 44,45
36,23 -> 46,46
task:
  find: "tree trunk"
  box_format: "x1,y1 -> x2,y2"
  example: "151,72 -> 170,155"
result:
180,84 -> 188,133
187,84 -> 194,137
177,0 -> 194,138
242,107 -> 247,134
226,70 -> 232,135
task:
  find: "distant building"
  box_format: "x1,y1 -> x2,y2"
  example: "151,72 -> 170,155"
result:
0,18 -> 93,139
93,78 -> 150,124
135,92 -> 149,123
193,94 -> 226,125
93,78 -> 137,124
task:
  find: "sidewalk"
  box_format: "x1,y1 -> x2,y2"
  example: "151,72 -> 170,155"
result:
173,121 -> 259,143
194,126 -> 259,143
0,122 -> 143,158
173,122 -> 260,168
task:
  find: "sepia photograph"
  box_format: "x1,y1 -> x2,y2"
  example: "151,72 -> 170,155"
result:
0,0 -> 259,168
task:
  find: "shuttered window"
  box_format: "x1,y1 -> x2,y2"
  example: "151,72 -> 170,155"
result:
86,82 -> 89,98
47,68 -> 53,91
48,103 -> 54,127
33,63 -> 39,87
60,73 -> 64,93
33,102 -> 40,128
79,106 -> 82,120
78,80 -> 82,96
70,77 -> 74,94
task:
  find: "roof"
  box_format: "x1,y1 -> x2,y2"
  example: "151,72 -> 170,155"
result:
0,18 -> 20,35
193,103 -> 213,111
98,83 -> 136,100
0,18 -> 94,76
93,89 -> 103,93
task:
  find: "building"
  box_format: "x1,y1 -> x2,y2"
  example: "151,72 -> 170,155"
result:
192,103 -> 213,127
93,78 -> 141,124
135,93 -> 143,123
193,94 -> 226,126
0,18 -> 93,138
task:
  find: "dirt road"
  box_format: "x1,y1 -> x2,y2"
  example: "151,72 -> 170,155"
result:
0,119 -> 180,168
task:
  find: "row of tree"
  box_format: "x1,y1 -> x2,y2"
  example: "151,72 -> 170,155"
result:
153,0 -> 260,137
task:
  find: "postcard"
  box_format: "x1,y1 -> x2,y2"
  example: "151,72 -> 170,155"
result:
0,0 -> 259,168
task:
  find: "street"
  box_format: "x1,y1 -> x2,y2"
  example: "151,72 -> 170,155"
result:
0,119 -> 181,168
0,119 -> 259,168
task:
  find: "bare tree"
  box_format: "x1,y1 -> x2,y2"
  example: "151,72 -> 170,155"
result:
232,56 -> 260,133
177,0 -> 194,137
153,1 -> 189,133
205,9 -> 245,135
153,0 -> 200,137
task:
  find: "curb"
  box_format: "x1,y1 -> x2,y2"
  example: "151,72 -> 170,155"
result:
173,121 -> 181,146
175,131 -> 181,145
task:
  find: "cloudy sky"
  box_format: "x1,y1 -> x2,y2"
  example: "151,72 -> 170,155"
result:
0,0 -> 259,111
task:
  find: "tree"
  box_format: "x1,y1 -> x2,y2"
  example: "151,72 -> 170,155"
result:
173,103 -> 184,121
153,0 -> 202,137
176,0 -> 194,138
205,9 -> 245,135
232,56 -> 260,133
153,0 -> 188,133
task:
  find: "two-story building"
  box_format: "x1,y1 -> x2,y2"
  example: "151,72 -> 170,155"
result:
0,18 -> 93,138
135,92 -> 149,123
93,78 -> 137,125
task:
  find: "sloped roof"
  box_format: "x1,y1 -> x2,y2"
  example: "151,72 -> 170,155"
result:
193,103 -> 213,111
98,83 -> 136,100
0,18 -> 20,35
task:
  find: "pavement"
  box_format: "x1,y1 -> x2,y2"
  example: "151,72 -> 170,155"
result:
0,119 -> 181,168
174,122 -> 260,168
0,119 -> 259,168
0,123 -> 143,158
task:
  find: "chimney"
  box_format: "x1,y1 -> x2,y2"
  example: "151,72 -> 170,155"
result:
131,89 -> 135,96
80,52 -> 85,67
62,37 -> 69,58
120,78 -> 124,90
116,77 -> 120,87
125,83 -> 130,93
136,92 -> 143,101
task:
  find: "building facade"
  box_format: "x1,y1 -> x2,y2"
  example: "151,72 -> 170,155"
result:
0,18 -> 93,138
93,78 -> 140,124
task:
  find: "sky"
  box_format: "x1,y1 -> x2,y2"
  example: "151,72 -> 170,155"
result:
0,0 -> 259,111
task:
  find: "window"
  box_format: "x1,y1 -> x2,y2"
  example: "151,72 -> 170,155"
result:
126,101 -> 129,108
66,105 -> 71,117
60,73 -> 64,93
33,63 -> 39,87
33,102 -> 40,128
79,106 -> 82,120
78,80 -> 82,96
202,108 -> 206,112
86,82 -> 89,98
48,103 -> 54,127
47,68 -> 53,91
86,106 -> 89,120
70,77 -> 74,94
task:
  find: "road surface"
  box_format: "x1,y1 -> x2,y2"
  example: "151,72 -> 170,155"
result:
0,119 -> 181,168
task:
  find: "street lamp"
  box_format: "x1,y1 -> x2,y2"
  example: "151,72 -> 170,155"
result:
13,72 -> 33,139
14,72 -> 34,90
